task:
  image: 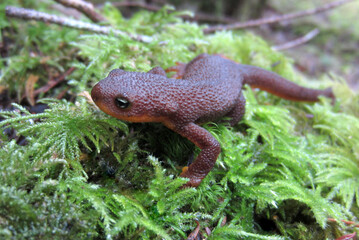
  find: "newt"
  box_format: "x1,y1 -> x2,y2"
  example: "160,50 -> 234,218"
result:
91,54 -> 334,187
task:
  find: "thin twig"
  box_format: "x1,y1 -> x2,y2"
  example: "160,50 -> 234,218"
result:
5,6 -> 152,43
328,218 -> 359,228
33,67 -> 76,96
204,0 -> 355,33
54,0 -> 106,23
272,28 -> 320,51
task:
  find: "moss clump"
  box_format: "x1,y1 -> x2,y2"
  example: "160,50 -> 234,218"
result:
1,1 -> 358,239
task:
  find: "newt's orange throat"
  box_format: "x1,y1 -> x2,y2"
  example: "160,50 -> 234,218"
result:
91,54 -> 334,188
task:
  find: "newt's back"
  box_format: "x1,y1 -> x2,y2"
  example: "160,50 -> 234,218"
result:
182,55 -> 244,88
171,55 -> 244,123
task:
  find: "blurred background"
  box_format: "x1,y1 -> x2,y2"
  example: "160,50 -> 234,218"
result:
91,0 -> 359,90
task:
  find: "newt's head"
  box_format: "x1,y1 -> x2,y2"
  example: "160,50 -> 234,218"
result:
91,69 -> 175,123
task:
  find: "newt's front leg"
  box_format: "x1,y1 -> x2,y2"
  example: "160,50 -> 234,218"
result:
166,122 -> 221,187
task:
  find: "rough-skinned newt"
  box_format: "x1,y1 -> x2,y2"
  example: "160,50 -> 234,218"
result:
91,54 -> 334,187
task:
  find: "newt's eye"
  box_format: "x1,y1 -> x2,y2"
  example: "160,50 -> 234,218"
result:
115,97 -> 130,109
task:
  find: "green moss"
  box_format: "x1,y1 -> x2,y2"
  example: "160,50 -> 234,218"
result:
0,1 -> 358,239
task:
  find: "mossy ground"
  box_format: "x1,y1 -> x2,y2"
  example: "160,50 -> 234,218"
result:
0,1 -> 358,239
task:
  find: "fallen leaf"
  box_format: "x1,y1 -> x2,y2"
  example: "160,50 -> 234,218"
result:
0,85 -> 7,94
336,232 -> 357,240
25,74 -> 39,106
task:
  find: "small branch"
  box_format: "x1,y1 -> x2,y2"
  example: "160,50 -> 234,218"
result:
204,0 -> 355,33
54,0 -> 106,23
272,28 -> 320,51
5,6 -> 152,43
328,218 -> 359,228
33,67 -> 76,96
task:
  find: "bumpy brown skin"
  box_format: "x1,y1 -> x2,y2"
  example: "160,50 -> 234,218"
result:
91,54 -> 334,188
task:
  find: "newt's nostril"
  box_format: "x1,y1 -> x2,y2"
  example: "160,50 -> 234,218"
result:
91,95 -> 98,102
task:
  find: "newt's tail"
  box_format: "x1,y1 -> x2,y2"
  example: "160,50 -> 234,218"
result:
240,65 -> 334,102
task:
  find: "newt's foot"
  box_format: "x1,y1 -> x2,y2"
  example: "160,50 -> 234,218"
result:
166,62 -> 187,79
180,167 -> 203,188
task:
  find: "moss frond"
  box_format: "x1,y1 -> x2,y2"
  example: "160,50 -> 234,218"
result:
1,1 -> 358,239
209,225 -> 285,240
0,99 -> 128,163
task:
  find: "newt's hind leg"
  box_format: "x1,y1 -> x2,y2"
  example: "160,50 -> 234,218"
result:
225,93 -> 246,126
166,53 -> 209,79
